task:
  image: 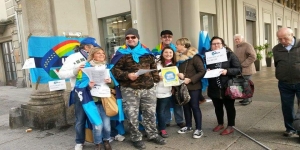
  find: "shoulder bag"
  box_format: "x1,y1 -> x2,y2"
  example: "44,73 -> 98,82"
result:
225,74 -> 254,99
174,60 -> 191,105
101,88 -> 118,117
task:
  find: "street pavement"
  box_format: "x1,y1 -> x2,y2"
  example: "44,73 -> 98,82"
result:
0,66 -> 300,150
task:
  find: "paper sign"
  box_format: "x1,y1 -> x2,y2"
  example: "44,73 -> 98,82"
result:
203,69 -> 224,78
205,49 -> 227,65
161,66 -> 180,86
82,67 -> 110,84
90,83 -> 111,97
135,69 -> 156,76
22,58 -> 36,69
48,80 -> 66,91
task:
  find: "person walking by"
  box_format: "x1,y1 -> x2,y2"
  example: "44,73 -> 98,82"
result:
111,28 -> 166,149
75,47 -> 113,150
273,27 -> 300,138
207,36 -> 241,135
152,30 -> 185,128
233,34 -> 257,105
156,46 -> 177,138
176,37 -> 206,139
58,37 -> 101,150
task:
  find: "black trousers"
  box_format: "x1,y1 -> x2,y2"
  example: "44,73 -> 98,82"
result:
211,98 -> 236,126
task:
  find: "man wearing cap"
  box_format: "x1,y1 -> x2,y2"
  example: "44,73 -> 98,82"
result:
111,28 -> 166,149
152,30 -> 185,129
58,37 -> 100,150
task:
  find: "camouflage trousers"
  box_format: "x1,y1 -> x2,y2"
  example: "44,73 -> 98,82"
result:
120,86 -> 158,142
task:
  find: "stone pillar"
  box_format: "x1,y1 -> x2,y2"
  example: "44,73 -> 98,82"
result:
131,0 -> 159,47
181,0 -> 201,48
18,0 -> 68,130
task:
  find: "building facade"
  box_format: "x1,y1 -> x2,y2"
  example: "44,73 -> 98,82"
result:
1,0 -> 300,87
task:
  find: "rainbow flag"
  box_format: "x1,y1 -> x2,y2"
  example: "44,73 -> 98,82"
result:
28,36 -> 84,84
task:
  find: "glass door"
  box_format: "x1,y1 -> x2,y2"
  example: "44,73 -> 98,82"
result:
1,41 -> 17,86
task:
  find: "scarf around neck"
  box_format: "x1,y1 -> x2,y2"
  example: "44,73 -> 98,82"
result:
117,42 -> 152,63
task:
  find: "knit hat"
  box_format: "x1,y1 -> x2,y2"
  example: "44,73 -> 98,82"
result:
161,30 -> 173,37
125,28 -> 140,39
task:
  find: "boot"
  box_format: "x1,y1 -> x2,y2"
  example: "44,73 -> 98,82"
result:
103,140 -> 112,150
95,144 -> 102,150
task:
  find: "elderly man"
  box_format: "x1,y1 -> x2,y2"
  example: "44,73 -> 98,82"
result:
233,34 -> 257,105
111,28 -> 166,149
273,27 -> 300,139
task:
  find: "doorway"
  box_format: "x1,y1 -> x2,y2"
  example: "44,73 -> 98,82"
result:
246,20 -> 255,45
1,41 -> 17,86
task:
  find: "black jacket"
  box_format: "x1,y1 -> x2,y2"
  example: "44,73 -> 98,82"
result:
273,37 -> 300,84
207,49 -> 241,99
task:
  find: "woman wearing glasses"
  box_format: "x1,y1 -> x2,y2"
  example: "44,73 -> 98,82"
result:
206,36 -> 241,135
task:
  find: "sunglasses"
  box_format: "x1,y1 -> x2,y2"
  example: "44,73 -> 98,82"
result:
125,36 -> 137,40
162,35 -> 173,39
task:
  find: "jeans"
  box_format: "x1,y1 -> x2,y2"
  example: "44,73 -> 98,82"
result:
156,96 -> 172,130
92,103 -> 111,144
183,89 -> 202,130
74,92 -> 87,144
165,95 -> 184,124
211,97 -> 236,126
278,81 -> 300,133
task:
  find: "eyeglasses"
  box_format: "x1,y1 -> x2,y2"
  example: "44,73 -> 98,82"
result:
162,35 -> 173,39
125,36 -> 137,40
211,43 -> 222,46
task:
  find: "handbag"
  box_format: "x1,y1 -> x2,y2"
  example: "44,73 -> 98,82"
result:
101,89 -> 118,117
225,75 -> 254,99
174,60 -> 191,105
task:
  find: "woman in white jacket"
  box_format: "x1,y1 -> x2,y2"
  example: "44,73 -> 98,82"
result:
156,46 -> 177,138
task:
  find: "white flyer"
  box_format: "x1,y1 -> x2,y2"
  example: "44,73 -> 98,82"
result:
82,67 -> 110,84
205,48 -> 228,65
90,83 -> 111,97
203,69 -> 224,78
48,80 -> 66,91
135,69 -> 156,76
22,58 -> 36,69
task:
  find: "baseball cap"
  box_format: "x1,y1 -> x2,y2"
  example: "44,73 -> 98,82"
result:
160,30 -> 173,37
80,37 -> 101,47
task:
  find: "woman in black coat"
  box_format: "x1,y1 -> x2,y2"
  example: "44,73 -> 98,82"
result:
207,36 -> 241,135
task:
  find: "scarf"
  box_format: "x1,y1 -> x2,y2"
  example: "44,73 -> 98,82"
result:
152,43 -> 177,55
117,42 -> 151,63
89,60 -> 106,67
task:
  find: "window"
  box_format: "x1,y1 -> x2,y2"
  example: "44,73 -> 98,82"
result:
102,13 -> 132,61
200,12 -> 217,39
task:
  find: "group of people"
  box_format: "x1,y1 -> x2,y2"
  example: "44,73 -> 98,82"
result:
57,27 -> 300,150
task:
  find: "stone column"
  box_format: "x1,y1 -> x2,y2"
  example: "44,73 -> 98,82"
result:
18,0 -> 67,130
130,0 -> 159,47
181,0 -> 201,48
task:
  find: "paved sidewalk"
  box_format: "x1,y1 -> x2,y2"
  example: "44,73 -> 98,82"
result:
0,66 -> 300,150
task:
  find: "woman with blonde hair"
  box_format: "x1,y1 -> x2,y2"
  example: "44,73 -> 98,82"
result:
176,37 -> 206,139
75,47 -> 113,150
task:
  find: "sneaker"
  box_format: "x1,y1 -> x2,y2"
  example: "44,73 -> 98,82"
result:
283,131 -> 295,137
178,127 -> 193,134
160,130 -> 169,138
108,137 -> 114,143
149,136 -> 166,145
133,141 -> 146,149
241,99 -> 252,105
75,144 -> 83,150
115,134 -> 125,141
177,123 -> 186,128
193,129 -> 204,139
